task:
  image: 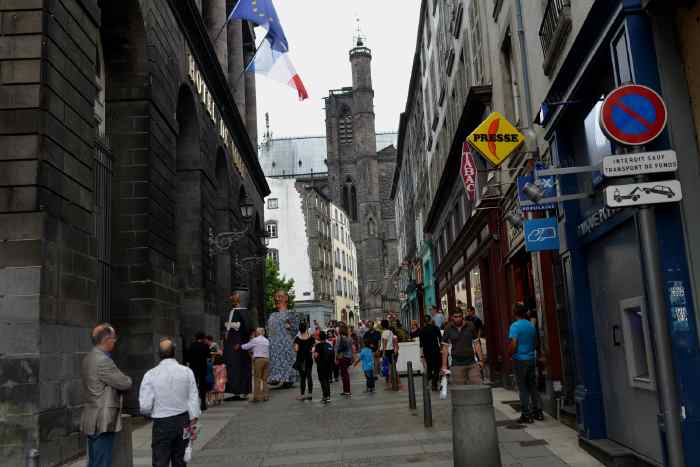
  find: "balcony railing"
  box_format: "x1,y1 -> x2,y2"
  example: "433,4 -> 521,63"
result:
539,0 -> 572,76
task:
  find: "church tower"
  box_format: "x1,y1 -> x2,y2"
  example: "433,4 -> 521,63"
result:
325,34 -> 397,320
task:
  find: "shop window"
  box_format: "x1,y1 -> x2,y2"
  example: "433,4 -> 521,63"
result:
619,297 -> 656,391
469,267 -> 483,320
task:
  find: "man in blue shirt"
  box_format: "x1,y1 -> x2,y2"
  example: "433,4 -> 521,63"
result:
508,303 -> 543,423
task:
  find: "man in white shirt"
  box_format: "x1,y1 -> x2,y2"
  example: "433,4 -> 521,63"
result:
241,328 -> 270,402
139,338 -> 201,467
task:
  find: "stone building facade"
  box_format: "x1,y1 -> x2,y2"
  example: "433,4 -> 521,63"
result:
0,0 -> 268,465
325,40 -> 399,320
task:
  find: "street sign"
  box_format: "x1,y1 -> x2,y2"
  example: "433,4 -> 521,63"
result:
467,112 -> 525,167
517,162 -> 556,211
604,180 -> 682,208
599,84 -> 667,146
524,217 -> 560,252
602,150 -> 677,178
461,142 -> 478,201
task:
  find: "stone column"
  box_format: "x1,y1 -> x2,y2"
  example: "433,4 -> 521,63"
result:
204,0 -> 228,73
226,6 -> 246,120
244,46 -> 258,150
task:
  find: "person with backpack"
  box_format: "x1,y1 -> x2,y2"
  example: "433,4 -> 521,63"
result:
314,331 -> 334,404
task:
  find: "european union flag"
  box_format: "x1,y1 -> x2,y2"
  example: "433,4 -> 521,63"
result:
228,0 -> 289,52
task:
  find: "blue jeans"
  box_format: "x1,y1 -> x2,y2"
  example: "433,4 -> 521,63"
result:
513,359 -> 542,416
87,432 -> 115,467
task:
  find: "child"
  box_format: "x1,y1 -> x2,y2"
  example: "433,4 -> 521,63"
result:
314,331 -> 334,404
357,338 -> 376,393
212,354 -> 227,405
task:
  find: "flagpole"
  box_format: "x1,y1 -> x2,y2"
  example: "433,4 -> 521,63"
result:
232,36 -> 266,90
214,0 -> 242,42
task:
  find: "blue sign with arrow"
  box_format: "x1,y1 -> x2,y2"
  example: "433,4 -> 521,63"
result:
524,217 -> 560,252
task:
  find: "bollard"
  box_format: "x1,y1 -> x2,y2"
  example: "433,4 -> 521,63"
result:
451,385 -> 502,467
112,414 -> 134,467
26,449 -> 39,467
390,357 -> 399,391
422,372 -> 433,427
407,361 -> 417,410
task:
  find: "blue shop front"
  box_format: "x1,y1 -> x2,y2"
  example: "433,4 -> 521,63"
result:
540,1 -> 700,465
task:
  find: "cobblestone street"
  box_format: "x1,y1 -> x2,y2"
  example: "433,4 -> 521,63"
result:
66,368 -> 606,467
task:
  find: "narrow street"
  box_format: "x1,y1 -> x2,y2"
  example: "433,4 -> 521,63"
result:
68,370 -> 604,467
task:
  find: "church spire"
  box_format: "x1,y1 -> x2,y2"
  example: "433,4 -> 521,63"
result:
353,17 -> 366,48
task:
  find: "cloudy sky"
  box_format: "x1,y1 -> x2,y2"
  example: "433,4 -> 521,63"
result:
253,0 -> 422,139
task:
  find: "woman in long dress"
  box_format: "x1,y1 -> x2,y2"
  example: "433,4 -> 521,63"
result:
223,294 -> 252,400
267,290 -> 301,388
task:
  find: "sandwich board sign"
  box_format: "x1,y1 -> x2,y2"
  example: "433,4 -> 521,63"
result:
602,150 -> 677,178
604,180 -> 682,208
467,112 -> 524,167
599,84 -> 667,146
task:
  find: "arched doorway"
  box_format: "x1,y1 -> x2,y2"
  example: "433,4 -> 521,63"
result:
215,148 -> 233,322
175,85 -> 204,341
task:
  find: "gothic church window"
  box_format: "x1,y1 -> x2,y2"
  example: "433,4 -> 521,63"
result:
342,178 -> 358,221
338,106 -> 353,145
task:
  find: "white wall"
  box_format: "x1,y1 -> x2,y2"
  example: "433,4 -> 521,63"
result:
265,178 -> 315,301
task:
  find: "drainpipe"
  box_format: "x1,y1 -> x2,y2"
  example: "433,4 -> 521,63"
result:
515,0 -> 534,126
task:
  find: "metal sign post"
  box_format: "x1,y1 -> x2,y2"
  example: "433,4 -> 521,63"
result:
599,84 -> 685,467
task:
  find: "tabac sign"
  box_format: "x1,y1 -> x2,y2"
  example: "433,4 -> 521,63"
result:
467,112 -> 524,167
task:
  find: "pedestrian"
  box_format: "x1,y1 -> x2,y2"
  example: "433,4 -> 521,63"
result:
205,335 -> 220,354
336,324 -> 355,397
293,322 -> 315,401
212,354 -> 227,405
419,315 -> 442,391
223,301 -> 252,401
430,305 -> 445,329
364,321 -> 381,379
314,331 -> 334,404
410,320 -> 420,339
139,338 -> 200,467
441,309 -> 484,385
357,338 -> 375,393
328,329 -> 340,382
267,290 -> 301,388
241,327 -> 271,402
380,319 -> 398,385
465,305 -> 484,337
186,332 -> 210,411
80,323 -> 133,467
509,303 -> 544,423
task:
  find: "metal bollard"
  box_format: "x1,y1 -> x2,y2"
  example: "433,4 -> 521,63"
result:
422,372 -> 433,427
407,361 -> 417,410
451,385 -> 502,467
26,449 -> 39,467
390,358 -> 399,391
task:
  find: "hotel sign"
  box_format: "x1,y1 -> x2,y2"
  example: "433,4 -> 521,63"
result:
186,48 -> 247,178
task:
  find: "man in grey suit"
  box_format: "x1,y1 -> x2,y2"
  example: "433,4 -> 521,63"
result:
80,323 -> 132,467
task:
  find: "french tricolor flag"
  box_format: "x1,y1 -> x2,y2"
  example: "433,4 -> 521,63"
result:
228,0 -> 308,101
248,35 -> 309,101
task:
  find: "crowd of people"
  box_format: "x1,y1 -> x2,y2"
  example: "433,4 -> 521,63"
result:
79,290 -> 544,466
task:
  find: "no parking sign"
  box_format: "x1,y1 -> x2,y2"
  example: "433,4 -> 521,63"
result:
599,84 -> 667,146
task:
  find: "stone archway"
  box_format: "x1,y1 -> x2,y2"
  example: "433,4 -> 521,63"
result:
215,148 -> 233,322
175,85 -> 205,341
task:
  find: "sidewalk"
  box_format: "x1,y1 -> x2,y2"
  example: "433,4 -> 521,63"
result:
68,371 -> 603,467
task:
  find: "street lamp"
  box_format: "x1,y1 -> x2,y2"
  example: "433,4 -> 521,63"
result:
208,203 -> 261,257
240,201 -> 255,219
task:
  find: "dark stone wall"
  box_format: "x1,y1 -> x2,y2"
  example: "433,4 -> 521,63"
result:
0,0 -> 265,465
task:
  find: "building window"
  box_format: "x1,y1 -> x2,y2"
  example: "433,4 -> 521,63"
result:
342,178 -> 358,221
339,106 -> 353,145
267,248 -> 279,266
469,0 -> 484,84
266,221 -> 278,238
501,32 -> 522,124
267,198 -> 279,209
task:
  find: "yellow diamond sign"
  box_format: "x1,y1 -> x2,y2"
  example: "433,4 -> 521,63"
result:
467,112 -> 525,167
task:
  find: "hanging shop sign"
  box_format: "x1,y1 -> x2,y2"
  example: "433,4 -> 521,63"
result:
602,150 -> 677,178
524,217 -> 560,252
517,162 -> 556,212
467,111 -> 525,167
604,180 -> 682,208
599,84 -> 667,146
186,48 -> 247,177
461,142 -> 478,201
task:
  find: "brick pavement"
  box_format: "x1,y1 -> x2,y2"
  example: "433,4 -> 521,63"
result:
68,367 -> 604,467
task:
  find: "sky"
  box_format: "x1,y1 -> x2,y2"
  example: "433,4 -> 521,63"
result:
254,0 -> 422,139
